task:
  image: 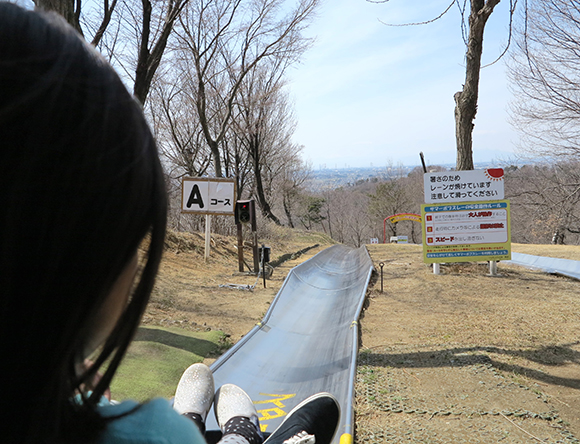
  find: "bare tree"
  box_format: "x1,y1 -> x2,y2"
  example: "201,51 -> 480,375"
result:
370,0 -> 514,170
132,0 -> 190,104
454,0 -> 502,170
33,0 -> 118,45
234,62 -> 300,224
149,72 -> 213,178
175,0 -> 318,177
34,0 -> 189,105
277,152 -> 310,228
507,161 -> 580,244
321,183 -> 374,246
508,0 -> 580,159
368,180 -> 412,238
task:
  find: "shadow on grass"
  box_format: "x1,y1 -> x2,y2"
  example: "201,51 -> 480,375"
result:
360,342 -> 580,390
134,327 -> 221,357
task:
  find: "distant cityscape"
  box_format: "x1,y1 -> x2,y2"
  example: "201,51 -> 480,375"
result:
307,162 -> 500,191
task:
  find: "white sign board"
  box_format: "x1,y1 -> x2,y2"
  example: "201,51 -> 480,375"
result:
181,177 -> 236,215
390,236 -> 409,244
370,238 -> 379,244
424,168 -> 505,204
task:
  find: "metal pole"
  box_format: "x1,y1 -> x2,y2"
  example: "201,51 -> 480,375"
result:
262,245 -> 266,288
204,214 -> 211,262
379,262 -> 384,293
420,152 -> 427,173
489,260 -> 497,276
433,263 -> 440,275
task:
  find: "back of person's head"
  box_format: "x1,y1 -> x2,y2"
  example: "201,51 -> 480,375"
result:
0,3 -> 167,442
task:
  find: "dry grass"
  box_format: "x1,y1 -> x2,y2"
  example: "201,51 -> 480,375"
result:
359,243 -> 580,442
512,242 -> 580,261
145,227 -> 334,343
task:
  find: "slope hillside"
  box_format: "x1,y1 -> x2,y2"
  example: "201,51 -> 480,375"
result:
144,226 -> 334,341
137,229 -> 580,443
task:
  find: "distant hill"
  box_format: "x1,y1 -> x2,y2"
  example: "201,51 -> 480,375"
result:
307,162 -> 498,191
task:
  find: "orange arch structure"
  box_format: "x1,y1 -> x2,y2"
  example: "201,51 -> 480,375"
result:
383,213 -> 422,243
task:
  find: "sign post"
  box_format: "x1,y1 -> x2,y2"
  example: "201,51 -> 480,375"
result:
181,177 -> 236,260
205,215 -> 211,262
422,169 -> 511,273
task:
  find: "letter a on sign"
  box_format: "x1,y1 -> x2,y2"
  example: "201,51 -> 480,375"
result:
186,184 -> 204,209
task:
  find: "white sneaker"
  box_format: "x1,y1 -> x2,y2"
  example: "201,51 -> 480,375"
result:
173,363 -> 214,421
213,383 -> 259,430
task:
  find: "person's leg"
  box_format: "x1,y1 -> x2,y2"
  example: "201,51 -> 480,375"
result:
214,384 -> 264,444
263,393 -> 340,444
174,363 -> 215,435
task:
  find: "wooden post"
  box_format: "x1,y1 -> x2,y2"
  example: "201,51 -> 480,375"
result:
251,205 -> 259,274
262,245 -> 267,288
237,223 -> 244,272
252,230 -> 259,274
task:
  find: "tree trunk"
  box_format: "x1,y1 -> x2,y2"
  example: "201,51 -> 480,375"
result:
250,134 -> 281,225
209,140 -> 223,178
133,0 -> 186,105
411,221 -> 418,243
283,195 -> 294,228
34,0 -> 83,36
325,202 -> 333,239
454,0 -> 500,171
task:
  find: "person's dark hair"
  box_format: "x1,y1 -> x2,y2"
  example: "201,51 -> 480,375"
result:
0,3 -> 167,443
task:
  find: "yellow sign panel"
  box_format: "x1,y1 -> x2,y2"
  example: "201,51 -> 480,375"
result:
421,200 -> 511,264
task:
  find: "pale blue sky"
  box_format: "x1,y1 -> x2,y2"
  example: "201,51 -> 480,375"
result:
287,0 -> 519,169
13,0 -> 518,169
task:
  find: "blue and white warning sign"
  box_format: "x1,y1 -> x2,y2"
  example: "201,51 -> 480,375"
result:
181,177 -> 236,215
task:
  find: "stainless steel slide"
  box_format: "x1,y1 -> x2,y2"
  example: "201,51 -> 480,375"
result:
507,252 -> 580,280
206,244 -> 375,444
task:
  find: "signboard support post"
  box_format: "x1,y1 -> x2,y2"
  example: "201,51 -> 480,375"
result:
489,260 -> 497,276
204,215 -> 211,262
433,263 -> 441,275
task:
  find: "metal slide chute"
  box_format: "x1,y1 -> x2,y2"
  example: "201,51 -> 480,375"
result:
207,245 -> 375,444
507,252 -> 580,280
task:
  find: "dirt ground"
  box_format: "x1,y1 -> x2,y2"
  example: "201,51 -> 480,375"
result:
359,243 -> 580,443
146,231 -> 580,443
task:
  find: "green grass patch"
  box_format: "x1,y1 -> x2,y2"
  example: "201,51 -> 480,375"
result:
109,326 -> 229,402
